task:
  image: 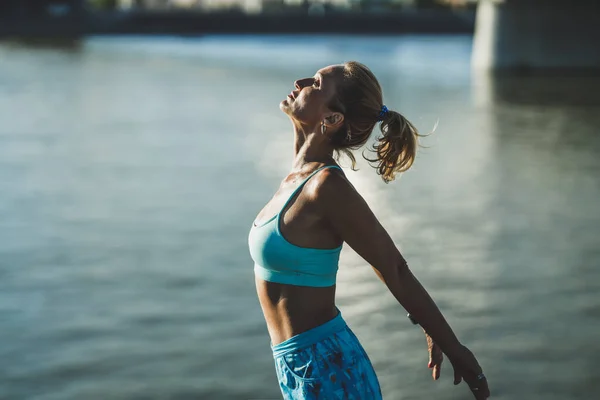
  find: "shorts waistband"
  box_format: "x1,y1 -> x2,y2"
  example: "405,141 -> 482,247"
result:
271,308 -> 347,358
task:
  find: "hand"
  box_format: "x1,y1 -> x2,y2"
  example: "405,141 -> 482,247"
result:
425,333 -> 443,381
447,344 -> 490,399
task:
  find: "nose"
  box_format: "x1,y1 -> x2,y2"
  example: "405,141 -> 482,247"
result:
294,78 -> 310,90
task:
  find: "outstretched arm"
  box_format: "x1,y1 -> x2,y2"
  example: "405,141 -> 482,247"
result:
314,170 -> 490,399
315,171 -> 460,355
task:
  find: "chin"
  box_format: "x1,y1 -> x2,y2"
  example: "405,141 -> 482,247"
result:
279,100 -> 291,113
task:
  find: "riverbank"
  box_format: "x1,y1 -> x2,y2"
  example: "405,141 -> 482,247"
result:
0,9 -> 475,38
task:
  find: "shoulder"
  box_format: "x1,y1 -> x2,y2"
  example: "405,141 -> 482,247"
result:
304,166 -> 360,208
305,166 -> 400,268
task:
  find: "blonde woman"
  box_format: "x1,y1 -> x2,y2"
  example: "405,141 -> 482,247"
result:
248,61 -> 490,400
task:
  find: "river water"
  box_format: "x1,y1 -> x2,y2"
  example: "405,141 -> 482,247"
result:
1,35 -> 599,400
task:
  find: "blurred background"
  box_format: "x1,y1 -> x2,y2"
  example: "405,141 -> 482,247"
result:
1,1 -> 599,399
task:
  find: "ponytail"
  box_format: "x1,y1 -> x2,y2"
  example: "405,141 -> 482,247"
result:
366,110 -> 422,183
333,61 -> 427,182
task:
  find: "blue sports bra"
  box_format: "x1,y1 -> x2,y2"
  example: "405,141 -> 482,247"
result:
248,165 -> 343,287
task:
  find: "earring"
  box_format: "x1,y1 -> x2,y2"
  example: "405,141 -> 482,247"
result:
321,122 -> 327,135
346,128 -> 352,142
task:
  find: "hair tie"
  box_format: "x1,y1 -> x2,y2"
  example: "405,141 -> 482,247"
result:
377,105 -> 389,122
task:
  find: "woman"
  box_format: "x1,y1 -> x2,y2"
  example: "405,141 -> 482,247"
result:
248,61 -> 490,399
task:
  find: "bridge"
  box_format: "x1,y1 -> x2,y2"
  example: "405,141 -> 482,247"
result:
472,0 -> 600,71
1,0 -> 598,71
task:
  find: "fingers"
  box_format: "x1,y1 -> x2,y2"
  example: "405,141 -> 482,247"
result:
432,354 -> 442,381
428,344 -> 443,381
432,362 -> 441,381
470,386 -> 484,400
467,376 -> 490,399
453,368 -> 462,385
453,370 -> 490,399
446,344 -> 489,397
428,353 -> 441,369
479,383 -> 491,399
469,384 -> 490,400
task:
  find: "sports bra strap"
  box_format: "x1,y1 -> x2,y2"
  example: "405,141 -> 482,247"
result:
278,165 -> 342,216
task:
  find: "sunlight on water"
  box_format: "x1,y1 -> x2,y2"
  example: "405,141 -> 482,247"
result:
1,35 -> 599,400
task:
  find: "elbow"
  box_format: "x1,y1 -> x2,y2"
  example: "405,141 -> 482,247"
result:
392,253 -> 410,278
397,255 -> 409,273
378,259 -> 415,302
392,258 -> 411,285
376,256 -> 410,286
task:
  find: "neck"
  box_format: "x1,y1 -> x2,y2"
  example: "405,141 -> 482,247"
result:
292,122 -> 335,171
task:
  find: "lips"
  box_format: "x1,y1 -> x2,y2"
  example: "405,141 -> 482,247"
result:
288,90 -> 298,100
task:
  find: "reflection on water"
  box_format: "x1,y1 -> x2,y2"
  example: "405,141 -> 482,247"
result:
0,36 -> 599,400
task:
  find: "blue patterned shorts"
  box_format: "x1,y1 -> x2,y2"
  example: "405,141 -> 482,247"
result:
271,309 -> 382,399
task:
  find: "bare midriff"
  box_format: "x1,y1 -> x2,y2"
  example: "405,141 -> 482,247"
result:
255,276 -> 338,346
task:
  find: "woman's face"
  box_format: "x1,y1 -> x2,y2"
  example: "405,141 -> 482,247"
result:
280,65 -> 343,127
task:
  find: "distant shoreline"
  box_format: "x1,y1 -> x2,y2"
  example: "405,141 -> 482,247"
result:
0,9 -> 475,38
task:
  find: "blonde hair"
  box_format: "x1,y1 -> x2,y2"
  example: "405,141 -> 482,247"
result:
329,61 -> 424,183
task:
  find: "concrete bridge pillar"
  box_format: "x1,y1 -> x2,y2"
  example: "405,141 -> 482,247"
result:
472,0 -> 600,70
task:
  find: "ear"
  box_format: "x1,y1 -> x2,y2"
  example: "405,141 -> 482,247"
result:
323,111 -> 344,130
